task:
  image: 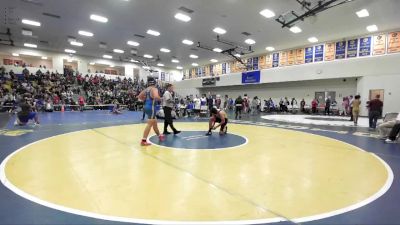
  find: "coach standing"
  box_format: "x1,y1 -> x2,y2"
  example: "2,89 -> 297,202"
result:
368,94 -> 383,130
162,84 -> 180,135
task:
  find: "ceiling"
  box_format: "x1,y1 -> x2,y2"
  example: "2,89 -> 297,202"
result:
1,0 -> 400,70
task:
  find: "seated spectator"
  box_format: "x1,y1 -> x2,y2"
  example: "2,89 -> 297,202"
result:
44,99 -> 54,112
377,113 -> 399,139
385,112 -> 400,143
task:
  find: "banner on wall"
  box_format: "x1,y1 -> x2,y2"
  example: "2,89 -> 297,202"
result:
305,47 -> 314,63
222,63 -> 226,74
161,72 -> 165,81
210,65 -> 214,76
347,39 -> 358,58
325,42 -> 335,61
287,49 -> 295,65
253,57 -> 259,70
359,36 -> 372,57
272,52 -> 279,67
259,55 -> 266,69
296,48 -> 305,64
314,44 -> 324,62
265,54 -> 273,68
279,51 -> 287,67
202,78 -> 216,86
335,41 -> 346,59
373,34 -> 387,55
388,31 -> 400,53
242,70 -> 260,84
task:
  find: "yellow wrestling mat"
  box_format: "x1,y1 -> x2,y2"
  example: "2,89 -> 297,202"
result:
1,123 -> 392,224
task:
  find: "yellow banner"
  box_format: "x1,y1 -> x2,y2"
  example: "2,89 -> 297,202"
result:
287,49 -> 295,66
279,51 -> 288,67
296,48 -> 305,64
373,34 -> 387,55
388,31 -> 400,53
325,42 -> 335,61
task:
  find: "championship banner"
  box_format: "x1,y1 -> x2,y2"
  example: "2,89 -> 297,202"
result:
161,72 -> 165,81
222,63 -> 226,74
295,48 -> 305,65
373,34 -> 387,55
253,57 -> 259,70
325,42 -> 335,61
305,46 -> 314,63
210,65 -> 214,76
287,49 -> 295,66
272,52 -> 279,67
202,66 -> 206,77
346,39 -> 358,58
189,69 -> 192,78
314,44 -> 324,62
265,54 -> 273,68
225,63 -> 230,74
279,51 -> 287,67
247,58 -> 253,71
259,55 -> 267,69
335,41 -> 346,59
242,70 -> 260,84
388,31 -> 400,53
359,36 -> 371,57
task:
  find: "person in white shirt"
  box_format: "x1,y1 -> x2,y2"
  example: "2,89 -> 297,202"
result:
193,95 -> 201,118
385,112 -> 400,143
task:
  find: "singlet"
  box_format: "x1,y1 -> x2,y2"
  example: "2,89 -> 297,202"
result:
144,88 -> 156,110
352,99 -> 361,111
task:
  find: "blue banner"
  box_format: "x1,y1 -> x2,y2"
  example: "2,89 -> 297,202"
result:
253,57 -> 259,70
305,47 -> 314,63
359,36 -> 371,57
242,70 -> 260,84
210,65 -> 213,76
247,58 -> 253,71
335,41 -> 346,59
314,44 -> 324,62
272,53 -> 279,67
222,63 -> 226,74
347,39 -> 358,58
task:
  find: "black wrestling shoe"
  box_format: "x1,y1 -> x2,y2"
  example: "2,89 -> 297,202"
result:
205,131 -> 212,136
163,131 -> 172,135
173,130 -> 181,135
224,126 -> 228,134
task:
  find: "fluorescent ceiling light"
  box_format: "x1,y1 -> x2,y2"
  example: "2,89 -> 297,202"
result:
41,56 -> 47,60
157,63 -> 164,67
213,48 -> 223,53
113,49 -> 124,53
78,30 -> 94,37
210,59 -> 218,63
142,66 -> 150,69
130,59 -> 139,63
234,53 -> 241,57
356,9 -> 369,18
110,65 -> 115,68
308,37 -> 318,43
176,66 -> 183,70
89,62 -> 95,65
20,51 -> 40,57
182,39 -> 194,45
160,48 -> 170,53
147,29 -> 160,36
22,29 -> 32,36
245,39 -> 256,45
143,54 -> 153,58
174,13 -> 191,22
259,9 -> 275,18
24,43 -> 37,48
171,59 -> 179,63
103,54 -> 112,59
70,41 -> 83,47
213,27 -> 226,34
367,24 -> 378,32
266,46 -> 275,51
21,19 -> 41,27
90,14 -> 108,23
192,63 -> 199,66
127,41 -> 140,46
65,49 -> 76,53
189,54 -> 198,59
12,53 -> 19,57
290,26 -> 302,33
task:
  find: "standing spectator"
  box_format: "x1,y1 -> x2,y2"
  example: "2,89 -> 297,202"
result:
325,97 -> 331,115
291,98 -> 297,111
352,95 -> 361,126
235,95 -> 243,119
368,94 -> 383,130
300,99 -> 306,113
349,95 -> 354,121
342,96 -> 350,116
193,95 -> 201,118
311,98 -> 318,114
251,96 -> 258,115
78,95 -> 85,112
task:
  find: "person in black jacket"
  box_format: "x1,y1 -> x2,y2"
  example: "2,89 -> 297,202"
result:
235,95 -> 243,119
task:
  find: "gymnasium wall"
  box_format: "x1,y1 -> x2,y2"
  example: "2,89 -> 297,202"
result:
200,78 -> 357,108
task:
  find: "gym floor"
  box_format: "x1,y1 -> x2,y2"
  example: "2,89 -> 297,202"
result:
0,111 -> 399,225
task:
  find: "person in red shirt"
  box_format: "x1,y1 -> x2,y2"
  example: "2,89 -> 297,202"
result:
311,99 -> 318,114
368,94 -> 383,129
78,96 -> 85,112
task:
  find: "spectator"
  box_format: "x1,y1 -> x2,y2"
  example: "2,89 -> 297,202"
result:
300,99 -> 306,113
325,97 -> 331,115
385,112 -> 400,143
352,95 -> 361,126
311,99 -> 318,114
368,94 -> 383,130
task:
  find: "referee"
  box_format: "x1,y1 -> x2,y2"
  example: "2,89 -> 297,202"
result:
162,84 -> 180,135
